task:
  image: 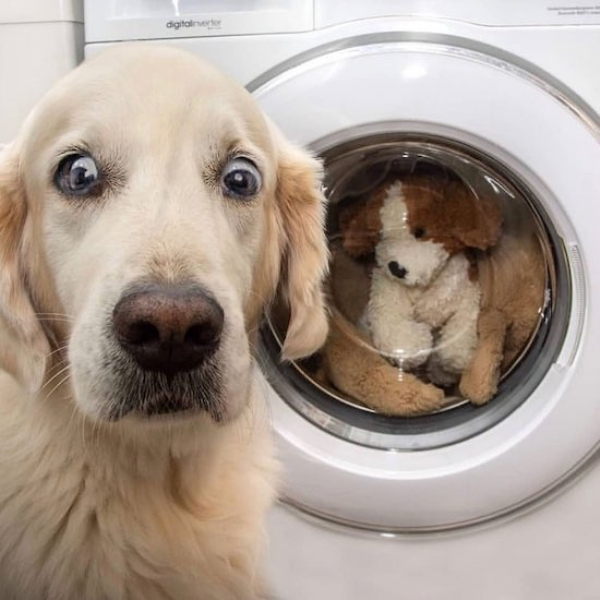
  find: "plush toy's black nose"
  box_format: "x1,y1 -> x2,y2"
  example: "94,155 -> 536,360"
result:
113,284 -> 224,376
388,261 -> 408,279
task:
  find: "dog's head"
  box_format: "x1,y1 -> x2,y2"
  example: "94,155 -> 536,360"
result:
348,176 -> 502,287
0,45 -> 329,423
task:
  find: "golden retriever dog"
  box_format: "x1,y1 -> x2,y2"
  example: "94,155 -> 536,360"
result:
0,44 -> 328,599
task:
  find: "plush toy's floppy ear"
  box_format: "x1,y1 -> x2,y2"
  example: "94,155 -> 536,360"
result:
0,145 -> 50,393
449,182 -> 503,250
338,186 -> 387,259
271,132 -> 330,361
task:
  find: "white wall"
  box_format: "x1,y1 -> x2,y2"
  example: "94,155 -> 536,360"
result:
0,0 -> 84,143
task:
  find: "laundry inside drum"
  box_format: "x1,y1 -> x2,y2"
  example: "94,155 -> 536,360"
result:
262,134 -> 568,448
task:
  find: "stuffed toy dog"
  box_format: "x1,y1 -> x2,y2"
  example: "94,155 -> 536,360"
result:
341,175 -> 503,387
312,172 -> 543,416
315,172 -> 505,415
321,246 -> 447,416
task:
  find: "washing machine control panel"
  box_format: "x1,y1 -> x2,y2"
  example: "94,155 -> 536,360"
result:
85,0 -> 600,45
84,0 -> 314,43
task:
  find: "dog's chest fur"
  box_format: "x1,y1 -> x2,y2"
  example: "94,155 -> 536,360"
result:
0,374 -> 276,600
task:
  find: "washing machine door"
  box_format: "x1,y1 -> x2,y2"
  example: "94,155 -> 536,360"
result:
252,36 -> 600,531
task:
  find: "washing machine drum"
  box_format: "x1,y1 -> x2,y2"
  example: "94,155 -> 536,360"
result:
254,38 -> 600,531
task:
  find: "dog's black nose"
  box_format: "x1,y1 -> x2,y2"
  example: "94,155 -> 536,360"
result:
113,284 -> 224,376
388,261 -> 408,279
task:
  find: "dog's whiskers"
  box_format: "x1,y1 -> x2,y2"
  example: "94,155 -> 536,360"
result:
40,374 -> 71,407
35,312 -> 75,323
44,344 -> 70,362
40,363 -> 71,396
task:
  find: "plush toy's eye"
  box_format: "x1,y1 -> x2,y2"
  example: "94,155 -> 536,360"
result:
414,227 -> 426,239
55,153 -> 103,198
220,157 -> 262,200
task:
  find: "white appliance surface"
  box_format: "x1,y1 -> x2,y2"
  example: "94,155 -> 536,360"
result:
0,0 -> 83,144
267,458 -> 600,600
83,2 -> 600,598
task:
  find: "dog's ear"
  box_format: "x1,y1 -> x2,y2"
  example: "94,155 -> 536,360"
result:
272,132 -> 330,361
0,145 -> 50,392
449,182 -> 503,250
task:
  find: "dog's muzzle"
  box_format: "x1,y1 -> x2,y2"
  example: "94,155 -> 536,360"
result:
111,283 -> 225,417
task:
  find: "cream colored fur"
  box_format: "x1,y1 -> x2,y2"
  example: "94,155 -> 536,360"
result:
0,44 -> 328,599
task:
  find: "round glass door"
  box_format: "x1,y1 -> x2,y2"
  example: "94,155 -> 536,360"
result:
263,132 -> 567,450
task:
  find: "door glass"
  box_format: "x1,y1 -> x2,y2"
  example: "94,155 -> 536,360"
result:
261,133 -> 569,450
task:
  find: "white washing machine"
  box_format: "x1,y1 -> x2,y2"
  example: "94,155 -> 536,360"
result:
85,2 -> 600,598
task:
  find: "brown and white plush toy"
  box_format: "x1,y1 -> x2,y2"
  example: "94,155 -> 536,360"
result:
320,173 -> 506,415
364,177 -> 503,386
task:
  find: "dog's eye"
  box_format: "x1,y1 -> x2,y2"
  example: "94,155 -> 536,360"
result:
55,154 -> 102,197
414,227 -> 426,239
220,158 -> 262,200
